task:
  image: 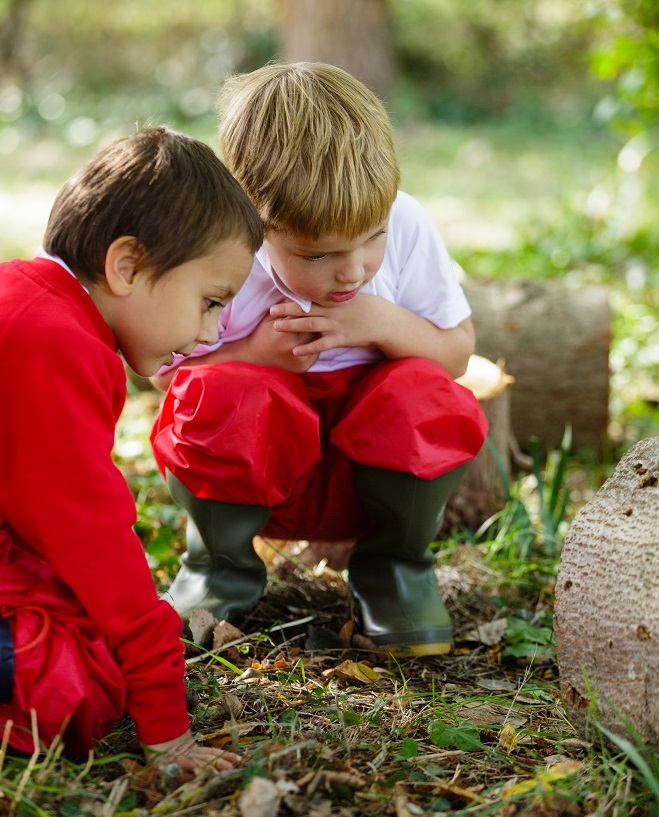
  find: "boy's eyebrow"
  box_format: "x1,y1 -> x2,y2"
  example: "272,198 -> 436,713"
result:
294,223 -> 389,254
210,285 -> 236,299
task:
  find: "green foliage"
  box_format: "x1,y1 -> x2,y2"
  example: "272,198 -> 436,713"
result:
588,0 -> 659,132
428,720 -> 485,752
390,0 -> 598,123
598,724 -> 659,807
475,426 -> 573,573
502,615 -> 554,661
529,426 -> 572,556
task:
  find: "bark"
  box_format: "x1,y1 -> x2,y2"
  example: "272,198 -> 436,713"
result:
442,355 -> 516,533
274,0 -> 394,100
462,277 -> 612,456
0,0 -> 32,73
554,436 -> 659,745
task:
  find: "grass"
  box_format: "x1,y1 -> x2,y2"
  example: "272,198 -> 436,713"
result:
1,107 -> 658,813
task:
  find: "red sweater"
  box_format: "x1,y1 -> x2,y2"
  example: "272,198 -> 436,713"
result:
0,258 -> 190,745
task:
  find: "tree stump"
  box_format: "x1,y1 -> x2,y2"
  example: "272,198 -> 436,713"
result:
462,277 -> 612,455
443,354 -> 516,533
554,436 -> 659,745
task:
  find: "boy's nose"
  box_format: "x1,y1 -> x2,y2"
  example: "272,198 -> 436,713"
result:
336,259 -> 363,284
198,312 -> 220,346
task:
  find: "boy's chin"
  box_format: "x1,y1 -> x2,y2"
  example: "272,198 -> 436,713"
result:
121,354 -> 160,380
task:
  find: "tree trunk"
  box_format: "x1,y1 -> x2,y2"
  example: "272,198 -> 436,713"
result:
274,0 -> 394,100
462,277 -> 611,456
554,436 -> 659,746
0,0 -> 32,75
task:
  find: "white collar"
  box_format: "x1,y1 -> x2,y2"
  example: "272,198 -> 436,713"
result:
36,248 -> 90,294
256,246 -> 312,314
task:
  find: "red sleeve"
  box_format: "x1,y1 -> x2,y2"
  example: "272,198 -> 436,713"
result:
0,290 -> 190,745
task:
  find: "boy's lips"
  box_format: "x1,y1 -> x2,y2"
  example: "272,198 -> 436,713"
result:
327,288 -> 360,303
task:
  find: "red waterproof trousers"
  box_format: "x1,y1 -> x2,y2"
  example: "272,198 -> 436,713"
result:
0,533 -> 126,755
151,359 -> 489,542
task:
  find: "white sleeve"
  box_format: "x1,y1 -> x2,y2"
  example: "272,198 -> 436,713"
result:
385,192 -> 472,329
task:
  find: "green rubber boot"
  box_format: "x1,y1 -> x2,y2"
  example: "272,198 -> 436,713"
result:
164,472 -> 272,625
348,463 -> 469,657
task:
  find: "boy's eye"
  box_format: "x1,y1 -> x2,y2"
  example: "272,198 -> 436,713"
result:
205,298 -> 224,310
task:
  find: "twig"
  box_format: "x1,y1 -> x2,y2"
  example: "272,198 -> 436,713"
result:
0,720 -> 13,778
34,732 -> 65,784
185,615 -> 316,666
75,748 -> 95,780
10,710 -> 42,816
501,662 -> 533,730
102,776 -> 129,817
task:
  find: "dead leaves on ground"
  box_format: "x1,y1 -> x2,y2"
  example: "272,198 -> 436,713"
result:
157,562 -> 586,817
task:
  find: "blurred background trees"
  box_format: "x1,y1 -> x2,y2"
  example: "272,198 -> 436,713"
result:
0,0 -> 613,129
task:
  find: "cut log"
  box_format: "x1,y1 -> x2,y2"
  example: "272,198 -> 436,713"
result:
462,277 -> 611,455
442,354 -> 516,533
554,436 -> 659,745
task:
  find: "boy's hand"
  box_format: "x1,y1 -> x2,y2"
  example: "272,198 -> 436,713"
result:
145,729 -> 241,774
244,308 -> 320,371
270,295 -> 386,355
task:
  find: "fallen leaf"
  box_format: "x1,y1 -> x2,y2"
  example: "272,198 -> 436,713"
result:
464,618 -> 508,646
322,660 -> 383,684
188,609 -> 217,646
212,620 -> 244,649
503,760 -> 583,800
395,790 -> 424,816
338,618 -> 355,642
238,667 -> 263,683
475,678 -> 517,691
458,702 -> 526,729
238,776 -> 280,817
498,723 -> 519,753
351,633 -> 380,651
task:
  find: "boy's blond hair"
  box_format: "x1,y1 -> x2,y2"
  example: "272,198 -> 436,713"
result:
217,62 -> 400,240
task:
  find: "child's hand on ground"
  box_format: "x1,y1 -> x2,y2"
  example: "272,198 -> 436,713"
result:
145,729 -> 241,773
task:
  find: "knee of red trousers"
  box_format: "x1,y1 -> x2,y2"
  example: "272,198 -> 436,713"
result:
151,362 -> 322,504
331,358 -> 489,479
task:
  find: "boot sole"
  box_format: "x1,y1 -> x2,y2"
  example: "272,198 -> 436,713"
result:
375,641 -> 453,658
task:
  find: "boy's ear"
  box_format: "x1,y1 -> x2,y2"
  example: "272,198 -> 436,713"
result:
104,236 -> 143,295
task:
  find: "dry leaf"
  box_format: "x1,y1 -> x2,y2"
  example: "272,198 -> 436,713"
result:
476,678 -> 517,692
238,667 -> 263,683
498,723 -> 519,753
464,618 -> 508,646
338,618 -> 355,642
212,620 -> 244,650
238,776 -> 280,817
322,660 -> 382,684
458,701 -> 526,728
188,609 -> 217,646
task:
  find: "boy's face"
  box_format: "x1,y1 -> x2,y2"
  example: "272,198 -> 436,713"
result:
263,222 -> 388,307
114,238 -> 253,377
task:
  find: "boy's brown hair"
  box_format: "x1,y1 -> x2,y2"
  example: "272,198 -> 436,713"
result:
217,62 -> 400,240
44,126 -> 263,284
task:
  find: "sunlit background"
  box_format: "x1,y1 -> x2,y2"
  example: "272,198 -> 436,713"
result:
1,0 -> 657,453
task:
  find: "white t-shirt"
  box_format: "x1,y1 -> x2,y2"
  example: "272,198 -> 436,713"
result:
163,191 -> 471,374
